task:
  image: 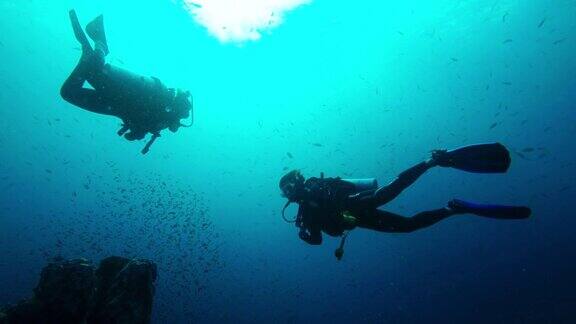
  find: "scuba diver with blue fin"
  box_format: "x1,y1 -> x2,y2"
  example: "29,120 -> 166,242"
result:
279,143 -> 531,260
60,10 -> 193,154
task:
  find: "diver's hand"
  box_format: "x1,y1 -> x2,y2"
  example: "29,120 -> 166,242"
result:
299,230 -> 310,241
124,131 -> 145,141
117,124 -> 130,136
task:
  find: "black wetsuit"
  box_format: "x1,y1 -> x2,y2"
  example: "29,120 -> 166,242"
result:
296,162 -> 456,245
60,46 -> 178,140
60,11 -> 184,143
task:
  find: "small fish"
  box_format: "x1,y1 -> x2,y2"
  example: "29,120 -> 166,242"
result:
553,38 -> 566,45
312,143 -> 323,147
521,148 -> 535,152
286,152 -> 293,159
502,81 -> 512,86
45,169 -> 53,174
489,122 -> 498,129
538,18 -> 546,28
450,57 -> 459,62
515,152 -> 527,160
502,39 -> 513,44
502,12 -> 509,23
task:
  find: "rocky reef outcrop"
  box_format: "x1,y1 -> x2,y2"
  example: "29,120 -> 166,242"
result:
0,256 -> 157,324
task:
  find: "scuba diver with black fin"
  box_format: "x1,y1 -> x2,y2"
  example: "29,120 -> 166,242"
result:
279,143 -> 531,260
60,10 -> 194,154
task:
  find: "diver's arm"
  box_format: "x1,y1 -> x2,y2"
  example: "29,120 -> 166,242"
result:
295,205 -> 322,245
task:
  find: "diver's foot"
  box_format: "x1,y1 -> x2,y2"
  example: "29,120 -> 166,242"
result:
448,199 -> 471,214
86,15 -> 109,55
448,199 -> 531,219
431,149 -> 453,167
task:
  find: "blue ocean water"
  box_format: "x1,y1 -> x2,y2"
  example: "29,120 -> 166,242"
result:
1,0 -> 575,322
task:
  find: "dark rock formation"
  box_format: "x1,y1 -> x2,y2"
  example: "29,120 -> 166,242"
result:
88,257 -> 158,323
0,256 -> 157,324
35,258 -> 96,323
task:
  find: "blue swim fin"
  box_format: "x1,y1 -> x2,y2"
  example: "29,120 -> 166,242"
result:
434,143 -> 511,173
449,199 -> 531,219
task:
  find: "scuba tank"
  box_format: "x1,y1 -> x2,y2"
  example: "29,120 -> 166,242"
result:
341,178 -> 378,193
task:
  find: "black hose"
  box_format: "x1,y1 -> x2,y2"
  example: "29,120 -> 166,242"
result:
281,201 -> 297,223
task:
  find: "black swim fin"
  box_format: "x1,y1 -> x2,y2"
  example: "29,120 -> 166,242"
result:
449,199 -> 531,219
69,10 -> 92,51
434,143 -> 511,173
85,14 -> 109,55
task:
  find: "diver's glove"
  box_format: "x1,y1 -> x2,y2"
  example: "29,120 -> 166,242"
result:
124,131 -> 145,141
299,229 -> 311,241
117,124 -> 129,136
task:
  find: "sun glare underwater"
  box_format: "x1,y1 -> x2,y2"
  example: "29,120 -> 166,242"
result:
1,0 -> 576,323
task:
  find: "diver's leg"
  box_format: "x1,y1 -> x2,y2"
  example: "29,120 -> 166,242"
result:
357,199 -> 530,233
61,11 -> 113,114
357,208 -> 457,233
60,49 -> 113,115
374,161 -> 434,205
82,15 -> 111,91
350,161 -> 435,209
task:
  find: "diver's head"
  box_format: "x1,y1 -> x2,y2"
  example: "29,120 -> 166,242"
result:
172,89 -> 192,118
279,170 -> 305,201
166,89 -> 193,132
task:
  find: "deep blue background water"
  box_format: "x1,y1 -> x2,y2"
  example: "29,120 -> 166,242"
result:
1,0 -> 575,322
